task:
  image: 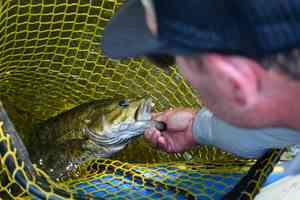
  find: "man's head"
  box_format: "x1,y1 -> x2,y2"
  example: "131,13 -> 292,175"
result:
103,0 -> 300,130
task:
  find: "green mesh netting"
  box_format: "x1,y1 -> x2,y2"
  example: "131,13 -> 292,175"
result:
0,0 -> 284,199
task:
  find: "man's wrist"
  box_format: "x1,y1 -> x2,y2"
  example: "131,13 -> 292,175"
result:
186,109 -> 200,147
191,108 -> 214,146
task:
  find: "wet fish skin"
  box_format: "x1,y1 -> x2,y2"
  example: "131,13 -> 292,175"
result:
28,97 -> 153,179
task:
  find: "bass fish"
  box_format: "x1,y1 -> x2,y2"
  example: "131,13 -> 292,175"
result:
28,97 -> 164,179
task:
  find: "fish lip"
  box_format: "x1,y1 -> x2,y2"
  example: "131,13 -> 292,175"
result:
136,97 -> 152,121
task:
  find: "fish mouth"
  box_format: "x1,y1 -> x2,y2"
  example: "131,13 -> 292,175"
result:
135,97 -> 153,121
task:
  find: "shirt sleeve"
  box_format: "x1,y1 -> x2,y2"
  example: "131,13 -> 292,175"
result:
192,108 -> 300,158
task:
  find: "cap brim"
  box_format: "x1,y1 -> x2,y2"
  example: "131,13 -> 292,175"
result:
103,0 -> 165,59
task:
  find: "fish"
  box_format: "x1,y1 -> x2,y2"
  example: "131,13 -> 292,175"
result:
28,97 -> 162,179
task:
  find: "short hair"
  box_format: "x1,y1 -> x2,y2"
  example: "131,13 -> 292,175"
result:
259,49 -> 300,80
146,49 -> 300,80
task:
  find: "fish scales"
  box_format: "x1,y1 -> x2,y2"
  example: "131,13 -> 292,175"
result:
28,97 -> 154,179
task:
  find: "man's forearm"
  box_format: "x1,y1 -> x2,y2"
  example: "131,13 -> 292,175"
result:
192,108 -> 300,158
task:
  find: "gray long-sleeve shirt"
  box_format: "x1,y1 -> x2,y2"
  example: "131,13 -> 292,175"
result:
192,108 -> 300,158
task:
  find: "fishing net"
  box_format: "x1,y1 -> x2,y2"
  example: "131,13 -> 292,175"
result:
0,0 -> 283,199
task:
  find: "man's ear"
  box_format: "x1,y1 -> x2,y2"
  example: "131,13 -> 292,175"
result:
207,54 -> 262,108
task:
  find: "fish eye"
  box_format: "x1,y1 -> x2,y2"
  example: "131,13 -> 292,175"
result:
119,99 -> 129,108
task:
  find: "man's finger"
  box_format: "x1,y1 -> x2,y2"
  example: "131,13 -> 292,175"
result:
144,128 -> 162,145
151,112 -> 163,118
144,128 -> 155,140
151,108 -> 175,121
152,130 -> 162,144
157,136 -> 168,150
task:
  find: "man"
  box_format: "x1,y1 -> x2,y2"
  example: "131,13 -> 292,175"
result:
103,0 -> 300,198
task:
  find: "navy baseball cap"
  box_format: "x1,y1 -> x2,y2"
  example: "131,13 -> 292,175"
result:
103,0 -> 300,59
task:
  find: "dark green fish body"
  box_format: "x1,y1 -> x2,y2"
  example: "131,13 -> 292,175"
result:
28,97 -> 154,179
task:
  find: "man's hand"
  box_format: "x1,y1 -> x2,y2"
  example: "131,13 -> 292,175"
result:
144,108 -> 199,153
